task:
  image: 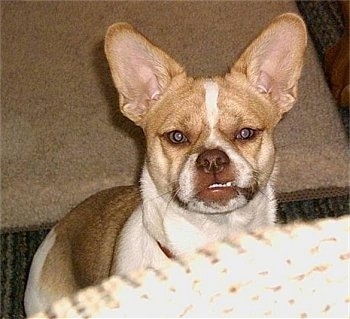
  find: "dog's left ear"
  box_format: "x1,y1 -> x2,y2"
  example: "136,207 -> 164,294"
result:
105,23 -> 184,126
231,13 -> 307,116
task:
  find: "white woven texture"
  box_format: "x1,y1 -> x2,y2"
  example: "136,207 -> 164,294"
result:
32,216 -> 349,318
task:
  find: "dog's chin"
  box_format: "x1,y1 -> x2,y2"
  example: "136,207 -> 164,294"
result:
176,186 -> 258,215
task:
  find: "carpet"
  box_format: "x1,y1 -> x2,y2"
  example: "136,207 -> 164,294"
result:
1,0 -> 349,231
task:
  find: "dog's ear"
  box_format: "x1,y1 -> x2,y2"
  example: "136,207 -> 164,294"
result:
230,13 -> 307,117
105,23 -> 184,125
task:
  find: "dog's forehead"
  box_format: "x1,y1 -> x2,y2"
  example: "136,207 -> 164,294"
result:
196,76 -> 270,126
205,76 -> 278,128
148,75 -> 275,133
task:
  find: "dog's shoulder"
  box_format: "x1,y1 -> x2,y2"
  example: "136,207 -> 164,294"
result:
46,185 -> 141,288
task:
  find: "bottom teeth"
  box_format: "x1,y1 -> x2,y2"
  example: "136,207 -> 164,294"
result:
209,182 -> 234,189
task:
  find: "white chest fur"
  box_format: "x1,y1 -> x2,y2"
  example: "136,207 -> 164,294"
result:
113,167 -> 276,275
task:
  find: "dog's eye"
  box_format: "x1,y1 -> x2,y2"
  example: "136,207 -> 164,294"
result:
236,128 -> 256,140
167,130 -> 188,144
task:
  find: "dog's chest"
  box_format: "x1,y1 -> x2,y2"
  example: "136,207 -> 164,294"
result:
156,196 -> 272,255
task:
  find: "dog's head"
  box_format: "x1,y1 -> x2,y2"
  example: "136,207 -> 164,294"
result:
105,14 -> 307,214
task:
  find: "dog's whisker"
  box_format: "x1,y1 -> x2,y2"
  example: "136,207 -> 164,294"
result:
141,180 -> 179,208
142,189 -> 173,206
256,187 -> 271,201
165,187 -> 180,211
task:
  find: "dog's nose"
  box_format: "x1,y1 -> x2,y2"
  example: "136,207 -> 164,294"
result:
196,149 -> 230,174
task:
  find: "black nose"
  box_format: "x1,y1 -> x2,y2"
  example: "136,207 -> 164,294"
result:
196,149 -> 230,174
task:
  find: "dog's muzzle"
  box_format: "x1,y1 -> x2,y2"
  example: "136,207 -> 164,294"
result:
195,148 -> 239,204
176,148 -> 258,213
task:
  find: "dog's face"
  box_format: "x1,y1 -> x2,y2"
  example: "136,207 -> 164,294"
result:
140,76 -> 278,214
105,14 -> 307,214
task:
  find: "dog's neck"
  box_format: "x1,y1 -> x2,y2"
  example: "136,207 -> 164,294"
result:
140,166 -> 276,257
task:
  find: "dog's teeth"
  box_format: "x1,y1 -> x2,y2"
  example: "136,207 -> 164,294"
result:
208,182 -> 234,189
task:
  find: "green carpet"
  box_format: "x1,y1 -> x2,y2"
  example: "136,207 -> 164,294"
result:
1,1 -> 349,318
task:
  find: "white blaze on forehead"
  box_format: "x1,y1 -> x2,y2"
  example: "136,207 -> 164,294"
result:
204,79 -> 219,129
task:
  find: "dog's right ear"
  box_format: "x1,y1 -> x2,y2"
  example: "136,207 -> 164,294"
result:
105,23 -> 184,126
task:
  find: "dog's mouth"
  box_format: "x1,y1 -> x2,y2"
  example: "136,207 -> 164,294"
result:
174,180 -> 258,214
197,180 -> 239,204
205,181 -> 239,201
174,177 -> 259,214
207,181 -> 235,189
197,178 -> 258,205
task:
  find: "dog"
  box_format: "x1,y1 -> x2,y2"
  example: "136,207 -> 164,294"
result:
24,13 -> 307,316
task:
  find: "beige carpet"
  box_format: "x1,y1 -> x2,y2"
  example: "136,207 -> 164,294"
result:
1,1 -> 348,231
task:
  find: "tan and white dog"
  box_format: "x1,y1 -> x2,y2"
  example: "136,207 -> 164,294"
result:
25,13 -> 307,315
